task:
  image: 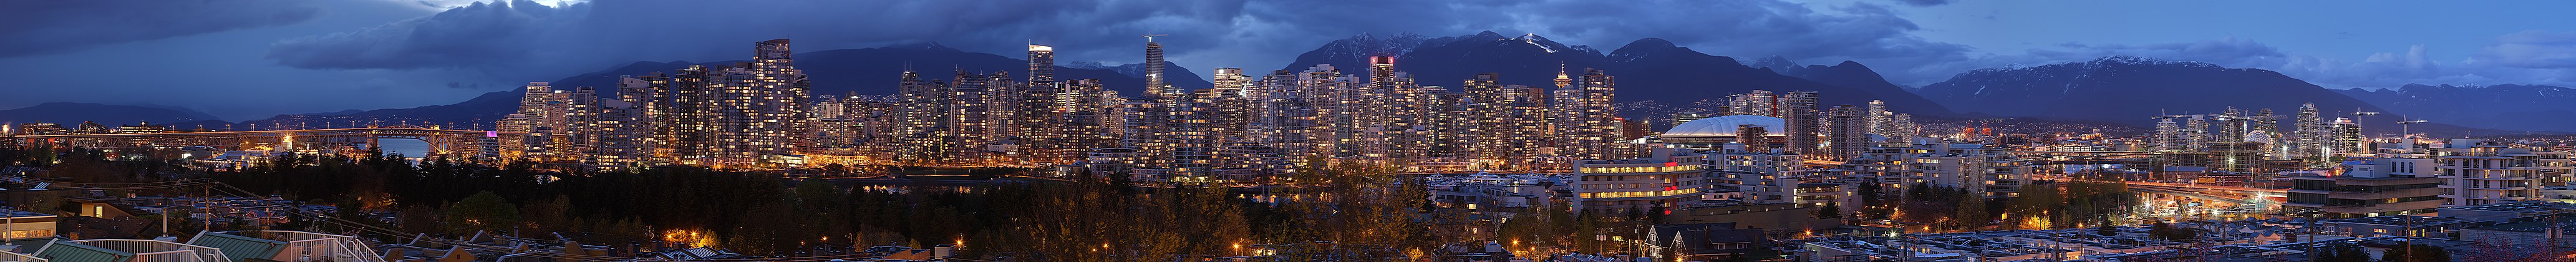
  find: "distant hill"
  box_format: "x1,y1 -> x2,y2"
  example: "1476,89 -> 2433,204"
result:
240,42 -> 1211,127
0,102 -> 223,126
2337,84 -> 2576,132
1277,32 -> 1955,121
1913,56 -> 2527,137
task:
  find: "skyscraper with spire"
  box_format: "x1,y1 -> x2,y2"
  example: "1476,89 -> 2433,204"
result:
1027,44 -> 1054,84
1143,36 -> 1169,96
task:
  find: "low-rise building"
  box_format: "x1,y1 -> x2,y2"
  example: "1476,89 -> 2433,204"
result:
1642,223 -> 1770,261
2283,158 -> 2446,218
1570,148 -> 1707,214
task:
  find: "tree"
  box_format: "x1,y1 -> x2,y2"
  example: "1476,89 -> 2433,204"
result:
2147,221 -> 2197,242
1814,201 -> 1842,219
1854,183 -> 1888,220
2096,224 -> 2117,236
2381,243 -> 2449,262
443,191 -> 520,234
399,205 -> 444,234
2315,243 -> 2368,262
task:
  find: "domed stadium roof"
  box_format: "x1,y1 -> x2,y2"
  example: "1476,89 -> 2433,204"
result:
1663,115 -> 1788,137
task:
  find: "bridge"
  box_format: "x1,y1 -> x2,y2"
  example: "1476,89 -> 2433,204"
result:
2012,150 -> 2162,165
8,127 -> 516,158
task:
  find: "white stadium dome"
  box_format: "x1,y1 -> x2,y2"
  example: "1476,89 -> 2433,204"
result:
1663,115 -> 1788,137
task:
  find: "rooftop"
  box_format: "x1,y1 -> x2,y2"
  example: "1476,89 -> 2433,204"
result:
2444,201 -> 2576,212
1663,115 -> 1786,137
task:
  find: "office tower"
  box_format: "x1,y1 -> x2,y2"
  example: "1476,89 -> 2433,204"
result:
1028,44 -> 1054,84
1144,39 -> 1169,95
1826,105 -> 1869,161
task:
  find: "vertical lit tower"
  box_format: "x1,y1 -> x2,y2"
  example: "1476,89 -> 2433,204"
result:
1143,34 -> 1171,97
1553,62 -> 1574,89
737,39 -> 810,164
1028,44 -> 1055,84
1367,56 -> 1414,158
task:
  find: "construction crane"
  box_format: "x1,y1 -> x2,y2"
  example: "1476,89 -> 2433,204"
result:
2396,118 -> 2430,140
1142,34 -> 1168,42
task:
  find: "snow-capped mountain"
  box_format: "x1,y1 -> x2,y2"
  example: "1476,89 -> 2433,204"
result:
1915,56 -> 2385,127
2338,84 -> 2576,132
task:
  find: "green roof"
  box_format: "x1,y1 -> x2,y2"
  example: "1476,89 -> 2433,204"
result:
185,232 -> 284,262
33,240 -> 130,262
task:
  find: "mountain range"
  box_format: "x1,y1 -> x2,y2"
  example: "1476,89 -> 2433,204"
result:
2336,84 -> 2576,132
11,32 -> 2567,136
1912,56 -> 2517,136
0,102 -> 225,128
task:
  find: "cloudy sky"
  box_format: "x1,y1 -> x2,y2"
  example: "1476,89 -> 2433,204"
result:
2,0 -> 2570,120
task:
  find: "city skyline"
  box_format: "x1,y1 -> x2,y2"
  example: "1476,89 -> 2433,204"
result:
4,1 -> 2575,121
9,2 -> 2576,261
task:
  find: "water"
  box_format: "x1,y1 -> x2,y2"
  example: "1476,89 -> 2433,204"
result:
377,139 -> 432,158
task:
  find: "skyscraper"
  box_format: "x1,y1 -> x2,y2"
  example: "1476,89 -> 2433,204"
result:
1144,38 -> 1169,96
1827,105 -> 1869,160
1028,44 -> 1055,84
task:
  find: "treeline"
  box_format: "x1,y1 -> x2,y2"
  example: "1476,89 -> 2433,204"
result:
1849,180 -> 2140,232
198,150 -> 1456,259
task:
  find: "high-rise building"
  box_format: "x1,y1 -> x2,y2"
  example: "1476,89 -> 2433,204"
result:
1552,68 -> 1622,159
1826,105 -> 1869,161
1027,44 -> 1054,84
2295,103 -> 2328,160
1143,39 -> 1169,95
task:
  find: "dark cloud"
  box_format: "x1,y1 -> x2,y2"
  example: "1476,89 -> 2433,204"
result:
2481,30 -> 2576,69
263,0 -> 1975,86
268,0 -> 579,69
0,0 -> 321,58
2003,34 -> 2576,89
1894,0 -> 1955,7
